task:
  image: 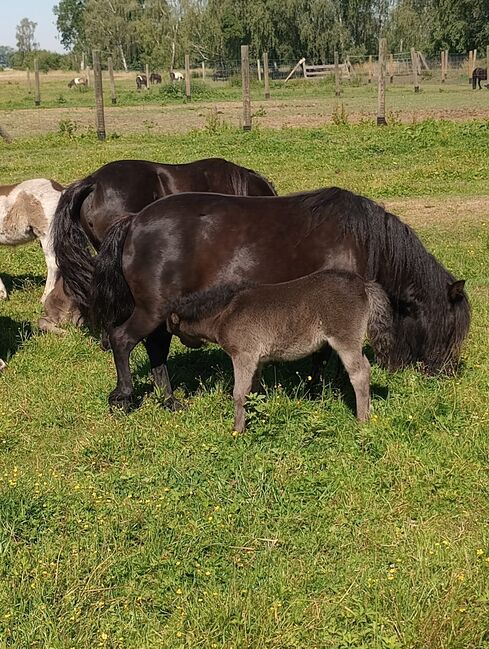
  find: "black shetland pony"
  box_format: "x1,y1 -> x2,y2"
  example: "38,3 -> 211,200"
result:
472,67 -> 487,89
90,188 -> 470,412
52,158 -> 276,320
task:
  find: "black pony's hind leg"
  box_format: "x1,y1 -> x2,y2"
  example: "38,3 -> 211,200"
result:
144,324 -> 182,410
108,308 -> 161,411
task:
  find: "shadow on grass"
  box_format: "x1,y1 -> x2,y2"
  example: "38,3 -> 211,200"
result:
0,315 -> 33,361
0,273 -> 45,294
132,344 -> 389,417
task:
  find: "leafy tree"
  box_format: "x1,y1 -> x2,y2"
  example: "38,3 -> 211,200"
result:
16,18 -> 39,65
53,0 -> 87,52
83,0 -> 141,71
0,45 -> 15,68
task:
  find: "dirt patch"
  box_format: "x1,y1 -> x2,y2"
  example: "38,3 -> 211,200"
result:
384,196 -> 489,227
2,99 -> 489,138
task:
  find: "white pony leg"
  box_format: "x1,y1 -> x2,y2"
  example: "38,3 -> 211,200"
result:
0,358 -> 6,371
39,235 -> 58,303
0,276 -> 7,299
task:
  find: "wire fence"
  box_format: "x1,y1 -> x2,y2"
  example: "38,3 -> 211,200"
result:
176,52 -> 488,88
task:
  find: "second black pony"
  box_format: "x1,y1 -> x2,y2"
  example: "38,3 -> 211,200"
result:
52,157 -> 276,320
90,188 -> 470,411
472,67 -> 487,89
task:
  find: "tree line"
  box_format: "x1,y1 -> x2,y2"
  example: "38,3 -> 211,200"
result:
2,0 -> 489,72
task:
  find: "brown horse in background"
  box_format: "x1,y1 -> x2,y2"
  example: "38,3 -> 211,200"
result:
90,188 -> 470,412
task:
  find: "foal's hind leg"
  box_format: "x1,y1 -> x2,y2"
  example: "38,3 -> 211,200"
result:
330,339 -> 371,421
144,324 -> 182,410
232,353 -> 259,433
108,308 -> 162,411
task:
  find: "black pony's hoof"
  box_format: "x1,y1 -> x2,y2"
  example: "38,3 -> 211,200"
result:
100,333 -> 111,351
109,392 -> 133,413
161,396 -> 185,412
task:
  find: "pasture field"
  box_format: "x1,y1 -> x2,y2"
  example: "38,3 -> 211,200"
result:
1,68 -> 489,138
0,122 -> 489,648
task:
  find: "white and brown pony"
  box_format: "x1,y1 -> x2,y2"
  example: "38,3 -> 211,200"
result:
68,77 -> 88,88
0,179 -> 63,302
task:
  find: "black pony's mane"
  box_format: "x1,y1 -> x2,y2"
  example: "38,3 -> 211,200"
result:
299,187 -> 454,298
297,187 -> 470,372
168,282 -> 256,323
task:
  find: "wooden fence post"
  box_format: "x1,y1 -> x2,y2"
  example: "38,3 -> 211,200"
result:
86,66 -> 91,86
263,52 -> 270,99
440,50 -> 445,83
201,61 -> 206,81
26,67 -> 31,92
334,51 -> 341,97
257,59 -> 262,82
108,56 -> 117,105
411,47 -> 419,92
368,55 -> 373,83
445,50 -> 449,82
389,53 -> 394,83
92,50 -> 106,141
145,63 -> 150,89
377,38 -> 387,126
468,50 -> 473,81
185,54 -> 191,100
241,45 -> 251,131
34,58 -> 41,106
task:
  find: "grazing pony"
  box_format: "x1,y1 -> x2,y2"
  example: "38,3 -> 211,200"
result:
472,67 -> 488,89
0,179 -> 63,302
149,73 -> 162,84
68,77 -> 88,89
90,188 -> 470,412
51,157 -> 276,324
170,71 -> 184,81
136,74 -> 147,90
167,271 -> 393,430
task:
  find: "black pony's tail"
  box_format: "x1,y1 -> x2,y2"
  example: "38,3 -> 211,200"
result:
90,217 -> 134,332
52,177 -> 96,317
365,281 -> 395,370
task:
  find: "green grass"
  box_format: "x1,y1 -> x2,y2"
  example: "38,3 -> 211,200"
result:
1,70 -> 488,115
0,122 -> 489,648
1,119 -> 489,198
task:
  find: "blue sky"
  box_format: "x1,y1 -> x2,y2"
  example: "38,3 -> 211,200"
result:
1,0 -> 64,52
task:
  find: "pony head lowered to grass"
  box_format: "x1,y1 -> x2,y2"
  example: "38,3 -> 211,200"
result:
89,187 -> 470,411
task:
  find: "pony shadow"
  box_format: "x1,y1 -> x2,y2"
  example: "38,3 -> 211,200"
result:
132,344 -> 388,417
0,316 -> 33,361
0,273 -> 46,294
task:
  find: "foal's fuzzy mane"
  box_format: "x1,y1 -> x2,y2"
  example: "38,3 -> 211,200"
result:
168,282 -> 256,323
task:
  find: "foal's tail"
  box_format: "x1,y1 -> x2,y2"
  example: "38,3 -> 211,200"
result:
52,176 -> 96,317
90,217 -> 134,332
365,281 -> 394,369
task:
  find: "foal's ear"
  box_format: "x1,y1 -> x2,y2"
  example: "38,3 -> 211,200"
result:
169,312 -> 180,326
448,280 -> 466,302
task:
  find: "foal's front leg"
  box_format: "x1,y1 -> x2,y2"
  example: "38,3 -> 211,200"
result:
144,325 -> 182,410
232,354 -> 259,433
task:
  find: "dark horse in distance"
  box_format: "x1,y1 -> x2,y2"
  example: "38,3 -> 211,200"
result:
50,158 -> 276,326
90,188 -> 470,411
472,67 -> 487,89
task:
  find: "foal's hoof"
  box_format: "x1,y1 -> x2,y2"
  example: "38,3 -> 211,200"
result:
109,392 -> 133,413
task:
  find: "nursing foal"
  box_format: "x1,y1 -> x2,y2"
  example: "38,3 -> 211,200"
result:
167,270 -> 393,432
